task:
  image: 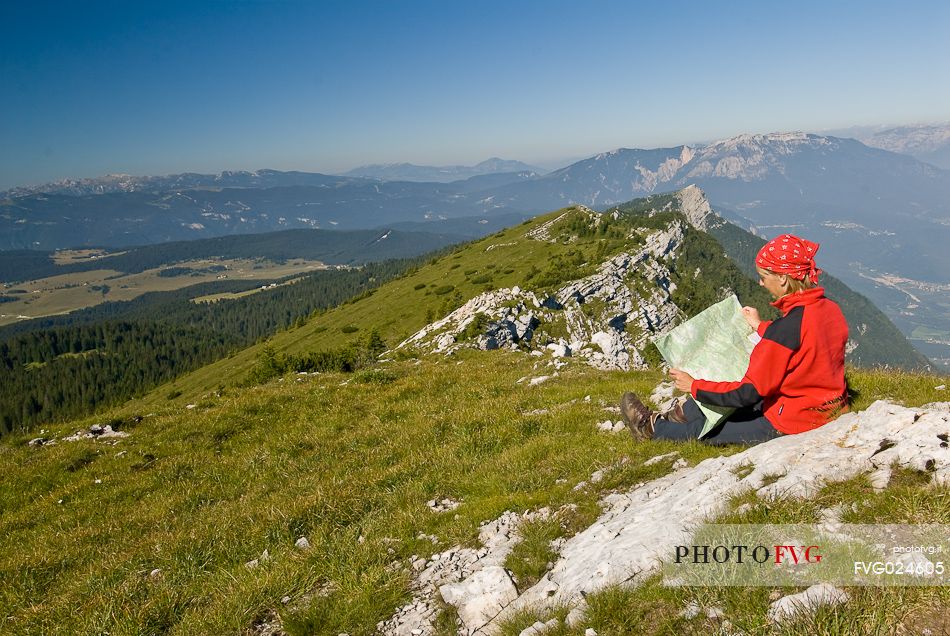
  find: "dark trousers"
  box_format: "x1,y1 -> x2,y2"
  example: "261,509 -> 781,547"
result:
653,397 -> 783,446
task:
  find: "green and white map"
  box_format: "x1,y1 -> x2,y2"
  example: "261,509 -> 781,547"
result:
653,295 -> 757,438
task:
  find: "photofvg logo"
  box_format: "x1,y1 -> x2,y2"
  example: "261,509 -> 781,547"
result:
674,544 -> 822,565
661,524 -> 949,587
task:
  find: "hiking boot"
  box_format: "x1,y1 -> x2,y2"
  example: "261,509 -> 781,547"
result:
620,392 -> 654,440
655,395 -> 689,424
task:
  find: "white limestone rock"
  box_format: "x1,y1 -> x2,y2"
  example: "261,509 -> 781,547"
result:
705,606 -> 725,620
767,583 -> 849,624
675,184 -> 714,232
62,424 -> 130,443
518,621 -> 545,636
379,509 -> 552,635
596,420 -> 625,433
518,618 -> 560,636
643,451 -> 680,466
649,381 -> 677,411
590,331 -> 626,365
439,567 -> 517,630
483,401 -> 949,630
564,604 -> 587,627
435,333 -> 456,352
98,425 -> 130,439
679,600 -> 701,619
547,342 -> 571,358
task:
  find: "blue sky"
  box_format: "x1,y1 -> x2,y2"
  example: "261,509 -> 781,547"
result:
1,0 -> 949,189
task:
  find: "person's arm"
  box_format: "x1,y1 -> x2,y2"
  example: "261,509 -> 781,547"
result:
691,307 -> 804,408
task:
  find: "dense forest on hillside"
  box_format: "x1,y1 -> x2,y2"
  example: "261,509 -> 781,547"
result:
0,256 -> 432,435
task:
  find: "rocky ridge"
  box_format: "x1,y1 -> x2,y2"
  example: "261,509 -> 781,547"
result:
682,132 -> 836,181
398,195 -> 711,371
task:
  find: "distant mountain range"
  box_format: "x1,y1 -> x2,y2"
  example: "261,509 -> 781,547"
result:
822,122 -> 950,170
0,169 -> 362,199
858,123 -> 950,170
0,171 -> 536,249
3,132 -> 949,367
341,157 -> 545,182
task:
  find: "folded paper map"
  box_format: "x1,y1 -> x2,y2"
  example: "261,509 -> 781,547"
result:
652,295 -> 757,438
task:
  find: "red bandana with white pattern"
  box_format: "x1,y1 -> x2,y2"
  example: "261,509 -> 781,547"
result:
756,234 -> 822,283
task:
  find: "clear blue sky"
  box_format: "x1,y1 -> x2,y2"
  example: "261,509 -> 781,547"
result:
2,0 -> 949,189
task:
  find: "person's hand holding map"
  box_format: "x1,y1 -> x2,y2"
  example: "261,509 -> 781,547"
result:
652,295 -> 759,438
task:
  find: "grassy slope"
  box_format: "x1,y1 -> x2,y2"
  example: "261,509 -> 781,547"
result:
2,349 -> 947,635
127,200 -> 922,417
2,352 -> 948,635
116,211 -> 589,412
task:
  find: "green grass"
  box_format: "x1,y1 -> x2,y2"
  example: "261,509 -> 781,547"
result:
105,203 -> 944,422
822,466 -> 950,524
505,516 -> 563,590
0,351 -> 684,634
846,367 -> 949,411
2,352 -> 946,634
111,204 -> 692,417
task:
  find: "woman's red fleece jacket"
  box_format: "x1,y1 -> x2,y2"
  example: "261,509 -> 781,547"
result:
690,287 -> 849,434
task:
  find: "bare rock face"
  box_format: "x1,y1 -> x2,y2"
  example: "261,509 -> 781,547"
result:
675,185 -> 714,232
482,400 -> 949,631
681,132 -> 835,182
439,567 -> 519,631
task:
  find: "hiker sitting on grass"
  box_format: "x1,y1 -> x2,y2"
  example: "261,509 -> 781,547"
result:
621,234 -> 849,446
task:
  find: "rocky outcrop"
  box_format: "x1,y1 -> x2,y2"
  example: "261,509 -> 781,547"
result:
376,509 -> 556,635
398,222 -> 687,371
29,423 -> 131,447
681,132 -> 836,182
675,184 -> 714,232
